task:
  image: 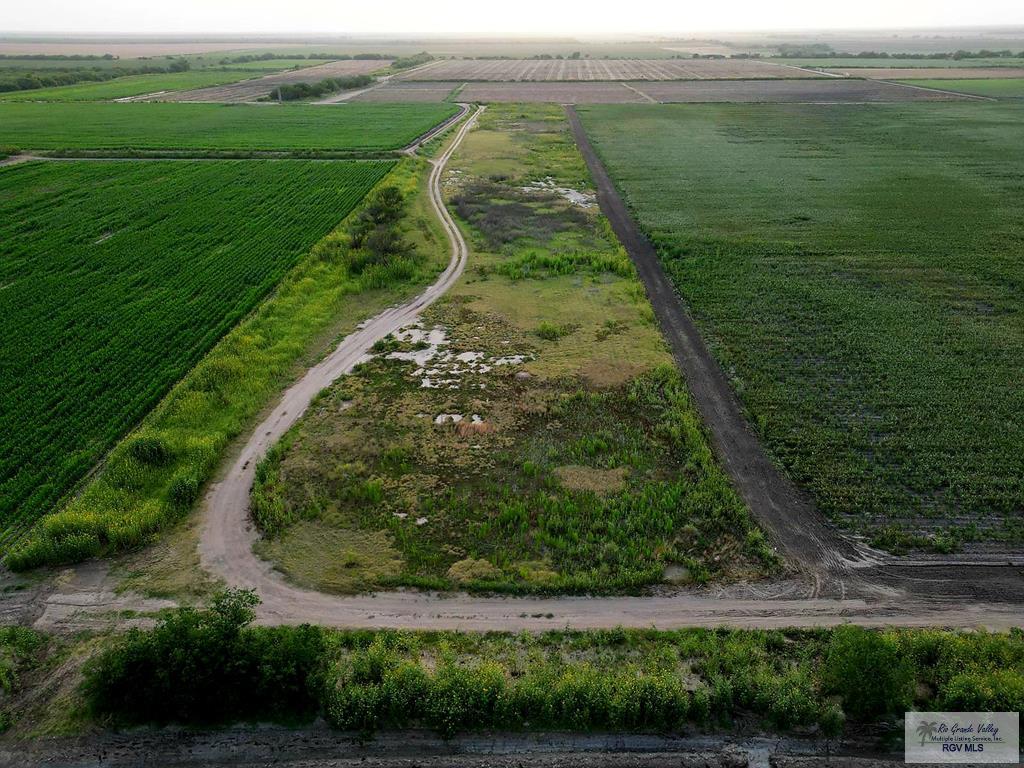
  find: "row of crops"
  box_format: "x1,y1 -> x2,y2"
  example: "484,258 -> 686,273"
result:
0,159 -> 394,547
0,102 -> 458,153
577,102 -> 1024,548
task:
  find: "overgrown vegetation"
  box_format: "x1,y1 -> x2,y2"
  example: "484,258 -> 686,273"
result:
0,626 -> 48,732
267,75 -> 374,101
79,594 -> 1024,740
579,102 -> 1024,551
252,104 -> 773,594
83,591 -> 325,725
5,158 -> 446,569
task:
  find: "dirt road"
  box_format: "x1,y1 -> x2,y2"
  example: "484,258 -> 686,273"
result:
197,106 -> 481,604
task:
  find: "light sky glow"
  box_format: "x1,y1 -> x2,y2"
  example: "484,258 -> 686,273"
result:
3,0 -> 1022,36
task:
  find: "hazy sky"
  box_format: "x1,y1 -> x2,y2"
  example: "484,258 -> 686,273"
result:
4,0 -> 1023,36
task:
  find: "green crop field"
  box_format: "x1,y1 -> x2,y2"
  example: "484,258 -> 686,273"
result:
899,78 -> 1024,97
0,102 -> 458,153
0,70 -> 259,101
0,158 -> 394,547
772,57 -> 1024,68
579,103 -> 1024,550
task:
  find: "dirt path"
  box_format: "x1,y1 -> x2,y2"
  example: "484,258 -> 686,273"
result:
197,106 -> 481,605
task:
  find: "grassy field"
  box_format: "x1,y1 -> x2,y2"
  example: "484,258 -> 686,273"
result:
0,159 -> 393,555
6,158 -> 452,572
579,103 -> 1024,550
899,78 -> 1024,97
773,57 -> 1024,68
0,70 -> 259,101
0,102 -> 458,153
252,105 -> 775,595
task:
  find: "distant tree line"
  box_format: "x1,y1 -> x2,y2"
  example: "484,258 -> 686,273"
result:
265,74 -> 373,101
390,52 -> 433,70
0,57 -> 190,93
0,53 -> 117,61
775,43 -> 1024,59
216,52 -> 391,65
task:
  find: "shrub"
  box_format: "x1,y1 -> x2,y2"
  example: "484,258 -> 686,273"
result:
127,435 -> 173,467
82,590 -> 327,725
822,626 -> 913,720
937,669 -> 1024,712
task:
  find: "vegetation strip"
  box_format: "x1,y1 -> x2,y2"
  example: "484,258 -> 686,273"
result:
10,591 -> 1022,742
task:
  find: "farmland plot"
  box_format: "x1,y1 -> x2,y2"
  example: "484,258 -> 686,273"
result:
163,59 -> 391,102
578,103 -> 1024,550
0,102 -> 458,153
898,79 -> 1024,98
0,159 -> 393,547
395,58 -> 822,81
0,70 -> 262,102
252,105 -> 776,595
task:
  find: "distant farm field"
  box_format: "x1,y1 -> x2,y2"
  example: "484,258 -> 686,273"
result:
899,78 -> 1024,97
579,103 -> 1024,549
0,159 -> 394,546
773,57 -> 1024,69
396,58 -> 819,81
0,102 -> 457,152
0,70 -> 259,101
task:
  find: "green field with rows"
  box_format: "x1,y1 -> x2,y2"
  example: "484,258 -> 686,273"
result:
0,70 -> 260,101
0,158 -> 394,547
899,78 -> 1024,97
579,103 -> 1024,550
0,102 -> 458,153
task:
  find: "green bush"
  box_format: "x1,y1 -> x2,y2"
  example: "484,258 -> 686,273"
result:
82,590 -> 326,725
938,669 -> 1024,712
822,626 -> 913,719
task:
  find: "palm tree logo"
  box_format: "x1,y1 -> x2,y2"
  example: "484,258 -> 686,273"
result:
916,720 -> 939,747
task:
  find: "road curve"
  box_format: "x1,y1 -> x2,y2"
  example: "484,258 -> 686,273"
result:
198,106 -> 481,594
195,103 -> 1024,632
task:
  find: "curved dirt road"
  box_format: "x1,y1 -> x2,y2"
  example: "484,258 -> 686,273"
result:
198,106 -> 481,595
196,103 -> 1024,632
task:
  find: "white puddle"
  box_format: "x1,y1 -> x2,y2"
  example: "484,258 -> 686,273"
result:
519,176 -> 596,208
376,322 -> 532,390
